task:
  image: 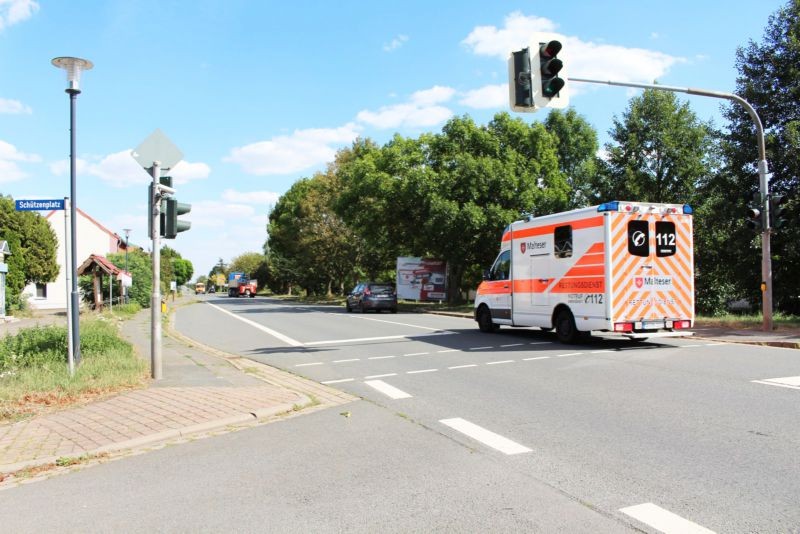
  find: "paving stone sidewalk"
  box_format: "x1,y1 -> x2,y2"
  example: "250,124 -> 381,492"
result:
0,298 -> 355,477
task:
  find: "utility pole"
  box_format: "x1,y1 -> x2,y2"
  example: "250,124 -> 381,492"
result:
569,77 -> 773,332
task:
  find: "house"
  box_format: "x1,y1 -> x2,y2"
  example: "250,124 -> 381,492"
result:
23,208 -> 130,310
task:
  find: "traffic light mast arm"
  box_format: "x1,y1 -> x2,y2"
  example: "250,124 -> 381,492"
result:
569,76 -> 773,332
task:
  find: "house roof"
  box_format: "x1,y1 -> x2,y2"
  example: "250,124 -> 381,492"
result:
77,254 -> 122,276
45,207 -> 130,250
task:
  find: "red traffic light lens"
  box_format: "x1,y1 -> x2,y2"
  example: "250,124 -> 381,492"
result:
540,40 -> 562,58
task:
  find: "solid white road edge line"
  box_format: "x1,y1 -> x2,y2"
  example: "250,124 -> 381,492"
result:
207,302 -> 303,347
752,377 -> 800,390
439,418 -> 531,455
364,380 -> 412,399
619,503 -> 716,534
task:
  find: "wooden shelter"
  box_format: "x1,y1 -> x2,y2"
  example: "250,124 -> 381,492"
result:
77,254 -> 123,311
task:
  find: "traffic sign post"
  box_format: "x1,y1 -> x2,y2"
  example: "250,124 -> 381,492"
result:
132,130 -> 183,380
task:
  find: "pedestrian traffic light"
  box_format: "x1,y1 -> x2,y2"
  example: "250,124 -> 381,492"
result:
164,198 -> 191,239
533,39 -> 569,109
768,194 -> 786,230
746,192 -> 764,231
509,47 -> 534,111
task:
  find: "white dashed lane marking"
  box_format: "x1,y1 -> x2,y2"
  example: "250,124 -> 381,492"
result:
407,368 -> 438,374
333,358 -> 360,363
365,380 -> 412,399
448,364 -> 478,369
751,376 -> 800,390
440,418 -> 532,455
486,360 -> 514,365
295,362 -> 324,367
321,378 -> 354,384
365,373 -> 397,379
523,356 -> 551,361
620,502 -> 716,534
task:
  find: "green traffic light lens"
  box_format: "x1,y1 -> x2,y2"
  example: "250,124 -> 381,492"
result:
543,78 -> 565,97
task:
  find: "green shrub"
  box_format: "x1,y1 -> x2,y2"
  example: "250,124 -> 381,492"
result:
0,325 -> 68,373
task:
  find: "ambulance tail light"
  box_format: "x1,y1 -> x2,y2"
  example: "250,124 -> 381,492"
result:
597,201 -> 620,212
672,320 -> 691,329
614,322 -> 634,332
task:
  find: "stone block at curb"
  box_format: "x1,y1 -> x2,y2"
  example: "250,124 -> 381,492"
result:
92,429 -> 183,455
179,413 -> 255,436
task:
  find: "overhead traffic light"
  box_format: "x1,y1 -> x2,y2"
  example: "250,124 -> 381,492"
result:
508,37 -> 569,112
768,194 -> 786,230
164,198 -> 191,239
509,47 -> 533,110
745,191 -> 765,231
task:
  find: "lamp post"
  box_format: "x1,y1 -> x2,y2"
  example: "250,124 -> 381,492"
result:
123,228 -> 131,304
52,56 -> 93,366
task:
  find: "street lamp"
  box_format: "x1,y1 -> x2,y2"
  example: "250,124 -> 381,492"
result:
123,228 -> 131,304
52,56 -> 93,366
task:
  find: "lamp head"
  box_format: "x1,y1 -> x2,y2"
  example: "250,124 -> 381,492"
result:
51,57 -> 93,91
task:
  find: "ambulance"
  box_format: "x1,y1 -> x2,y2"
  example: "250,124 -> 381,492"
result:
474,201 -> 694,343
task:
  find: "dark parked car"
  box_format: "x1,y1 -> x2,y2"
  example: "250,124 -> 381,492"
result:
346,282 -> 397,313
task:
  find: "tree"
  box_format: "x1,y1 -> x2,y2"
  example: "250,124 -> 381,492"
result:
718,0 -> 800,312
107,249 -> 152,308
544,108 -> 600,208
594,89 -> 714,204
0,195 -> 60,286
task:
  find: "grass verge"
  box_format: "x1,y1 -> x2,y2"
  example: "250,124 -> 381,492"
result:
0,314 -> 148,423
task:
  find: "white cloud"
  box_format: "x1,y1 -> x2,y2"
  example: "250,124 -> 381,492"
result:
462,12 -> 684,84
225,123 -> 360,176
459,84 -> 508,109
0,0 -> 39,31
0,98 -> 32,114
0,140 -> 40,183
410,85 -> 455,106
356,85 -> 456,129
383,34 -> 408,52
50,149 -> 210,187
171,160 -> 211,185
221,189 -> 281,206
462,12 -> 556,58
191,200 -> 257,228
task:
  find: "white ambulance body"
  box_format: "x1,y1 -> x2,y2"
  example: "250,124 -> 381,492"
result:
474,201 -> 694,343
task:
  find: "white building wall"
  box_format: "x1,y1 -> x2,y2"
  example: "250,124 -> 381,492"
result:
23,210 -> 121,310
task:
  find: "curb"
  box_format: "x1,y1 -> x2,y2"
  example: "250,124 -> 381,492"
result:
0,398 -> 310,476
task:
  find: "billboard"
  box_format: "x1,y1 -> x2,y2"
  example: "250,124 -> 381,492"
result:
396,257 -> 447,301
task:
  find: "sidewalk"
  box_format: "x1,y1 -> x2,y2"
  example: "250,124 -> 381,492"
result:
0,298 -> 355,480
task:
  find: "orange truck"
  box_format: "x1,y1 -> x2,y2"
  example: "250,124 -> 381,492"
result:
474,201 -> 694,343
227,272 -> 257,298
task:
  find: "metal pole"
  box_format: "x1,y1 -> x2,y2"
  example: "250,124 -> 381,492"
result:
150,161 -> 162,379
569,77 -> 773,331
64,197 -> 74,376
67,89 -> 82,364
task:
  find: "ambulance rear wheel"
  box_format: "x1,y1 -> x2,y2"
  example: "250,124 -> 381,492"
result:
477,307 -> 499,333
555,309 -> 579,344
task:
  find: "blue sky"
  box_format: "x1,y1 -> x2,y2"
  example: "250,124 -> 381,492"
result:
0,0 -> 785,278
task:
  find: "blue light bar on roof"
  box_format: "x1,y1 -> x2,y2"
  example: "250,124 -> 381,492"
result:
597,201 -> 619,212
683,204 -> 693,214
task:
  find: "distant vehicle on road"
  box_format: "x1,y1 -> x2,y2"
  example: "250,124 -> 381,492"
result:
227,272 -> 257,298
207,285 -> 216,294
346,282 -> 397,313
195,282 -> 206,295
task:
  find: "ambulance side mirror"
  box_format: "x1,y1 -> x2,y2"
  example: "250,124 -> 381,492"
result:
482,269 -> 491,281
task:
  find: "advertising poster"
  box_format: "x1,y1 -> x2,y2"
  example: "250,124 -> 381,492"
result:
396,257 -> 447,301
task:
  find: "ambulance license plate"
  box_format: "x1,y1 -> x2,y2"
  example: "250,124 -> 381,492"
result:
643,320 -> 665,329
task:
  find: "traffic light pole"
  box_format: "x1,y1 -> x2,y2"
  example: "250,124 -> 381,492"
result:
150,161 -> 163,379
570,77 -> 773,331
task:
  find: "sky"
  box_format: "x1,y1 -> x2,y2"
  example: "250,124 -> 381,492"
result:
0,0 -> 786,279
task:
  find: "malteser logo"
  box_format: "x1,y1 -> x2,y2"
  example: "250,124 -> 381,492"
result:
521,240 -> 547,254
520,243 -> 526,254
633,275 -> 673,291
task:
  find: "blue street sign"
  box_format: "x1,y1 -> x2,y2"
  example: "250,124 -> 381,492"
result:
15,199 -> 65,211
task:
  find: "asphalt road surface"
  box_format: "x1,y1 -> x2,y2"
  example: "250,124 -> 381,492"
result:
2,295 -> 798,533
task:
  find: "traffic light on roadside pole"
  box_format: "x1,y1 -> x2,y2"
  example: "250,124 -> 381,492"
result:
533,39 -> 569,109
746,192 -> 765,231
768,194 -> 787,231
509,47 -> 534,111
164,198 -> 191,239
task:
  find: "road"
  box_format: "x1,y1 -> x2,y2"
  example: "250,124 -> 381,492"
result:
2,295 -> 799,532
